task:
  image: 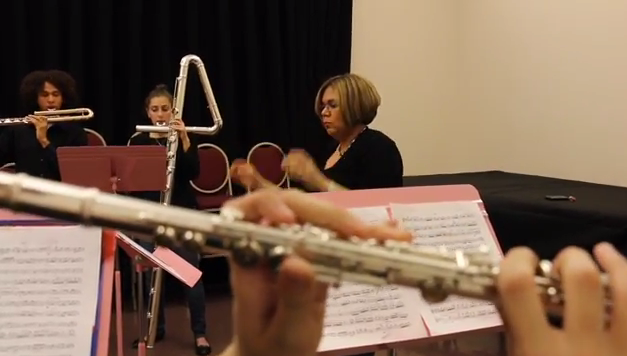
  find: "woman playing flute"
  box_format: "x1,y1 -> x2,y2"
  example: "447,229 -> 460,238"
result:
0,70 -> 88,180
127,84 -> 211,355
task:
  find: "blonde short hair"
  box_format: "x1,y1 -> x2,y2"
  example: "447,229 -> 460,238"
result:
314,73 -> 381,127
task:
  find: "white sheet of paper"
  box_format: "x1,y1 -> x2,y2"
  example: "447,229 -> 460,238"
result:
318,206 -> 427,352
390,201 -> 503,336
0,226 -> 102,356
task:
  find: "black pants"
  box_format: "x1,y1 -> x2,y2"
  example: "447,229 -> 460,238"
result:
138,240 -> 207,337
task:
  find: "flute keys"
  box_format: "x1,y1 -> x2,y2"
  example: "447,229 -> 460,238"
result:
180,230 -> 205,252
220,206 -> 245,221
267,245 -> 291,271
232,238 -> 265,268
419,279 -> 449,303
537,260 -> 554,278
154,225 -> 177,248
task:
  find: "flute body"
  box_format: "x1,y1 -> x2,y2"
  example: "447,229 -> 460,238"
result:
0,172 -> 609,317
0,108 -> 94,126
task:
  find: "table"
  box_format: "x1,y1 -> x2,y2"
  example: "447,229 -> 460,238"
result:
403,170 -> 627,259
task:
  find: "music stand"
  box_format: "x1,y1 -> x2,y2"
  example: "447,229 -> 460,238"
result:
56,146 -> 179,356
57,146 -> 167,193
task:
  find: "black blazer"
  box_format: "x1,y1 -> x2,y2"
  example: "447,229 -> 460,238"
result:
320,127 -> 404,190
0,123 -> 88,181
126,132 -> 200,209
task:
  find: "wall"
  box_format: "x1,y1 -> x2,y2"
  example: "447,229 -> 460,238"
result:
352,0 -> 627,186
351,0 -> 461,176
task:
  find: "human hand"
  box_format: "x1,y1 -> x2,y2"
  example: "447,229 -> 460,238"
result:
221,189 -> 412,356
169,118 -> 188,139
281,149 -> 322,188
28,115 -> 49,144
497,243 -> 626,356
230,159 -> 261,189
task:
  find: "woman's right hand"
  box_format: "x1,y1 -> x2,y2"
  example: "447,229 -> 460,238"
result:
498,243 -> 627,356
230,159 -> 261,189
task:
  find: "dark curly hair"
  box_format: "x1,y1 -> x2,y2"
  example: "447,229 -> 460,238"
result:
19,70 -> 79,114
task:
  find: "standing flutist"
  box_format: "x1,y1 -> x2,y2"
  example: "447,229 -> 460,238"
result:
127,84 -> 211,356
0,70 -> 88,180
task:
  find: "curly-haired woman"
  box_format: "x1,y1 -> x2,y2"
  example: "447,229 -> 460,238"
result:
0,69 -> 88,180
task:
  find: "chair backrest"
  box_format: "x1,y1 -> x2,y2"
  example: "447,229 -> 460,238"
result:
84,128 -> 107,146
0,162 -> 15,174
190,143 -> 232,195
247,142 -> 289,187
126,132 -> 143,146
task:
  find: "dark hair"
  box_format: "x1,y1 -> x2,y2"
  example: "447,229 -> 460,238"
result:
19,70 -> 79,114
144,84 -> 173,108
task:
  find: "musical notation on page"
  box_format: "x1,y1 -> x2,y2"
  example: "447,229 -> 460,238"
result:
0,226 -> 102,356
390,202 -> 503,336
318,206 -> 426,352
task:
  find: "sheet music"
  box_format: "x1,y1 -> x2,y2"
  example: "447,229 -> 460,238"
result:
390,201 -> 503,336
318,206 -> 427,352
0,226 -> 102,356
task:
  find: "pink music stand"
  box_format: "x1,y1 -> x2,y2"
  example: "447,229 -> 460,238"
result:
57,146 -> 167,193
56,146 -> 201,356
312,185 -> 504,356
115,232 -> 202,356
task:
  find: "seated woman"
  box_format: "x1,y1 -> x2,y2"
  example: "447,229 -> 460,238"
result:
231,73 -> 403,193
127,84 -> 211,356
0,70 -> 88,181
231,73 -> 401,356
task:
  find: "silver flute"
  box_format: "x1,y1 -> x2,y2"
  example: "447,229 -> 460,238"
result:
134,54 -> 224,347
0,108 -> 94,126
0,172 -> 612,317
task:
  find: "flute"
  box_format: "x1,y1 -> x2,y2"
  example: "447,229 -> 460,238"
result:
0,172 -> 612,317
0,108 -> 94,126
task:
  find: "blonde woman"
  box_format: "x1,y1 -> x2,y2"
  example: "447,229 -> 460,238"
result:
231,74 -> 404,193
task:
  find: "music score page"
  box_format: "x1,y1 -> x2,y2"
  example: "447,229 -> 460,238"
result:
317,206 -> 427,352
390,201 -> 503,336
0,226 -> 102,356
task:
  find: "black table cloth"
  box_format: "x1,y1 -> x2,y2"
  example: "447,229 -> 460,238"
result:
404,170 -> 627,259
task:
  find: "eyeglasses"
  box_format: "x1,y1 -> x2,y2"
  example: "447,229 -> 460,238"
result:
320,100 -> 338,113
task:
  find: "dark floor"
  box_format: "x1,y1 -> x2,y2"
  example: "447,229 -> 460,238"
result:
108,294 -> 234,356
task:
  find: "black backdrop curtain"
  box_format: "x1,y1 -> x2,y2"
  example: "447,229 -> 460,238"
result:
0,0 -> 352,166
0,0 -> 352,299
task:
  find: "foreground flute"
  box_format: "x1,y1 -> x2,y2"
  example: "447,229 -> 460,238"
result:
0,172 -> 611,317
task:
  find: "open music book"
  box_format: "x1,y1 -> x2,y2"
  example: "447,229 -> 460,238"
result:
0,225 -> 103,356
318,201 -> 504,353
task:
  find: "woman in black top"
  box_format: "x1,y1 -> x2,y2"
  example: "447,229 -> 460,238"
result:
231,73 -> 401,356
231,73 -> 403,193
0,70 -> 88,181
127,85 -> 211,356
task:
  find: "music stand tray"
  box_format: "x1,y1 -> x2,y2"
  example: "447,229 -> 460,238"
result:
56,146 -> 167,193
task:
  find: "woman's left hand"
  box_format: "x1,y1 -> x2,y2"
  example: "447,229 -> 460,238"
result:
281,149 -> 326,189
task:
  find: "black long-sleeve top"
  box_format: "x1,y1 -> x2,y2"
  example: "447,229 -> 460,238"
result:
127,132 -> 200,209
0,123 -> 88,181
319,127 -> 404,190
